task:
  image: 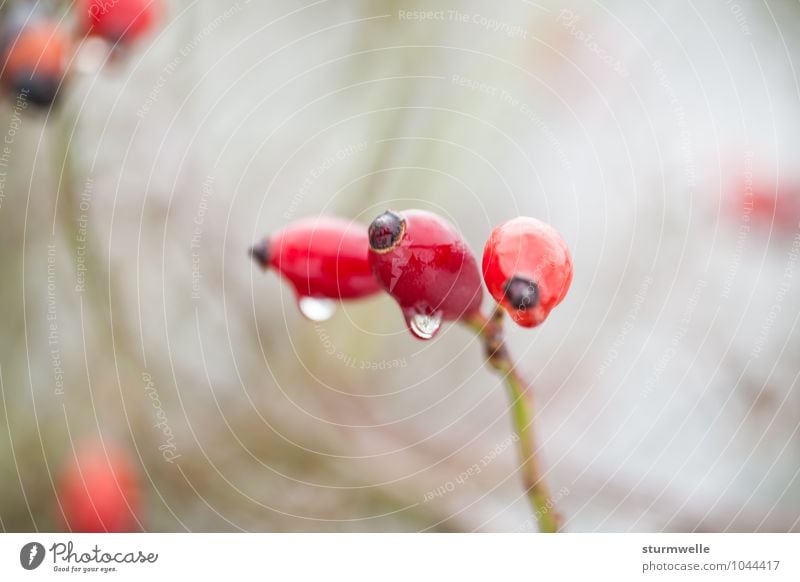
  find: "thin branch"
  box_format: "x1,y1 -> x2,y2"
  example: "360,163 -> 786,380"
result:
462,309 -> 562,533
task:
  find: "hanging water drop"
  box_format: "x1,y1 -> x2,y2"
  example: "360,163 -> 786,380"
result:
406,311 -> 443,340
297,296 -> 337,322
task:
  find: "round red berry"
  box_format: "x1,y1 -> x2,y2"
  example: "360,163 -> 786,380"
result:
368,209 -> 483,339
482,217 -> 572,328
251,217 -> 381,316
78,0 -> 160,44
57,442 -> 141,533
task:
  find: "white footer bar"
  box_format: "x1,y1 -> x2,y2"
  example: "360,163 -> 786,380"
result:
1,533 -> 798,581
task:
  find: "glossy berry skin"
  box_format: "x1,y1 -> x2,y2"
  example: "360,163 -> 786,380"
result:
57,442 -> 141,533
1,22 -> 70,107
482,217 -> 572,328
78,0 -> 160,44
368,209 -> 483,339
250,217 -> 381,301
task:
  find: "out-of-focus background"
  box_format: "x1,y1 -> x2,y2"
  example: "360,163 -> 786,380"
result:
1,0 -> 799,532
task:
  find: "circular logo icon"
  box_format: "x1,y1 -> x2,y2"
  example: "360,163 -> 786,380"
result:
20,542 -> 45,570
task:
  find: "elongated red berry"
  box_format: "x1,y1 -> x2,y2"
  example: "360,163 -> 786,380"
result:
78,0 -> 160,44
482,217 -> 572,328
250,217 -> 381,320
57,442 -> 141,533
368,209 -> 483,339
1,21 -> 70,106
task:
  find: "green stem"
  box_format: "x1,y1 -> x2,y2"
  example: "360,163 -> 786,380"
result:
462,309 -> 562,533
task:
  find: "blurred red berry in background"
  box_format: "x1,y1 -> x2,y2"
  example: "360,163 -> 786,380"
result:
1,21 -> 70,107
734,179 -> 800,232
57,441 -> 141,533
368,209 -> 483,340
482,217 -> 573,328
78,0 -> 161,44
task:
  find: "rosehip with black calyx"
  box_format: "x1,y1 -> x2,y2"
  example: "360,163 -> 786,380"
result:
482,217 -> 572,328
250,216 -> 381,321
734,178 -> 800,232
0,20 -> 70,107
78,0 -> 161,45
368,209 -> 483,340
56,441 -> 141,533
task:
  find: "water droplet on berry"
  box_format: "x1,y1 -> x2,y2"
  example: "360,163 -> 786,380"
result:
297,297 -> 336,322
405,310 -> 443,340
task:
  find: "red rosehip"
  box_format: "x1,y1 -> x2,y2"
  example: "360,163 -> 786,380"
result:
482,217 -> 572,328
367,209 -> 483,340
735,180 -> 800,231
57,442 -> 141,533
250,217 -> 381,320
1,21 -> 70,107
78,0 -> 161,44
